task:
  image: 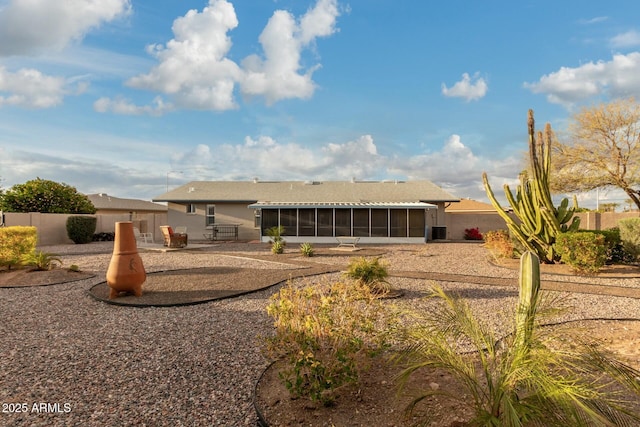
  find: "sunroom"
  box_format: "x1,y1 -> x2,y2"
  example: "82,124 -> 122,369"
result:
248,201 -> 437,244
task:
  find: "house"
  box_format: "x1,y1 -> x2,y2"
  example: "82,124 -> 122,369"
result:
153,180 -> 459,243
86,193 -> 168,238
87,193 -> 168,216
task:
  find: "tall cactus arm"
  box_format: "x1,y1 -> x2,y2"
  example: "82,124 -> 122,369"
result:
515,251 -> 541,351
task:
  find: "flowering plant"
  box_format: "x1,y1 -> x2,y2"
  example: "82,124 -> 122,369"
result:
464,227 -> 483,240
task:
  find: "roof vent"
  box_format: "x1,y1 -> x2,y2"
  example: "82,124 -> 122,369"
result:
188,187 -> 195,193
253,177 -> 259,183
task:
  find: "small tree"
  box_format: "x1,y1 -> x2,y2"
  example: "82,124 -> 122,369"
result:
551,97 -> 640,210
0,178 -> 96,214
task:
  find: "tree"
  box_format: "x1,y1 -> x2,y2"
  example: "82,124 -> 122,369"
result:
550,97 -> 640,210
0,178 -> 96,214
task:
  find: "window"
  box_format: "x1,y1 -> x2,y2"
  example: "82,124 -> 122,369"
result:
187,203 -> 197,214
261,209 -> 279,234
390,209 -> 407,237
298,209 -> 315,236
370,209 -> 388,237
205,204 -> 215,226
279,209 -> 297,236
317,209 -> 333,236
353,209 -> 369,237
335,209 -> 351,236
408,210 -> 426,237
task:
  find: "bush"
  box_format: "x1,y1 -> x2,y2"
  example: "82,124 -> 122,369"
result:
266,226 -> 286,254
555,232 -> 607,275
66,216 -> 97,244
92,232 -> 115,242
299,242 -> 314,257
483,229 -> 515,259
22,251 -> 62,271
464,227 -> 483,240
0,226 -> 37,269
618,218 -> 640,262
265,280 -> 396,405
580,228 -> 635,264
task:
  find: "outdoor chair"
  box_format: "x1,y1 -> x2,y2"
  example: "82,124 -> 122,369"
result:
133,227 -> 153,244
160,225 -> 188,248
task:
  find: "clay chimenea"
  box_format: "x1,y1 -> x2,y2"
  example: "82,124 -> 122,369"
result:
106,221 -> 146,298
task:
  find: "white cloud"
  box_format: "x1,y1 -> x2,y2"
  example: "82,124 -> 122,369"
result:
0,0 -> 131,56
117,0 -> 339,114
579,16 -> 608,25
610,30 -> 640,48
441,72 -> 488,102
127,0 -> 241,111
524,52 -> 640,107
167,133 -> 522,203
0,66 -> 67,108
93,96 -> 174,116
240,0 -> 339,104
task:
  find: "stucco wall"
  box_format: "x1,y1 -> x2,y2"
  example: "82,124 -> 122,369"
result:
445,212 -> 511,240
166,202 -> 260,241
3,212 -> 167,245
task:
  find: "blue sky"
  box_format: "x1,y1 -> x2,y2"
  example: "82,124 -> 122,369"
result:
1,0 -> 639,208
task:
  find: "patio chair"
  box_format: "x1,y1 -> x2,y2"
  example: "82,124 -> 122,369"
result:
160,226 -> 188,248
133,227 -> 153,244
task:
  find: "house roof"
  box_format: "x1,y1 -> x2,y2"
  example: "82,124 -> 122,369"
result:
153,180 -> 459,204
87,193 -> 168,212
445,198 -> 503,212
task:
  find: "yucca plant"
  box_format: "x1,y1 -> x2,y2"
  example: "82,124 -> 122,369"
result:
299,242 -> 314,257
398,251 -> 640,426
21,250 -> 62,271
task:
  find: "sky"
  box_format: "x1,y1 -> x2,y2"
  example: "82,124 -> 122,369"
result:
1,0 -> 639,209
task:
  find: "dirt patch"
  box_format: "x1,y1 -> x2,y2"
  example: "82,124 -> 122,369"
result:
255,319 -> 640,427
0,268 -> 94,288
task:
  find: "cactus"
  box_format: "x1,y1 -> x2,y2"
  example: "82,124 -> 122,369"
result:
515,251 -> 540,351
483,110 -> 580,263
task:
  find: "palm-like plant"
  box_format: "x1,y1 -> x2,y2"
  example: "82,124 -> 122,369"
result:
398,251 -> 640,426
21,250 -> 62,271
266,226 -> 286,254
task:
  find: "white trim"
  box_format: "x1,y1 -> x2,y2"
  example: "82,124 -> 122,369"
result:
248,201 -> 437,209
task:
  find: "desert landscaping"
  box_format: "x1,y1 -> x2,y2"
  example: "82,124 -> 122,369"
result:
1,241 -> 639,426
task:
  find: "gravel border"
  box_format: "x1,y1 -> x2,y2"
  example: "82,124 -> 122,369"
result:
1,242 -> 640,426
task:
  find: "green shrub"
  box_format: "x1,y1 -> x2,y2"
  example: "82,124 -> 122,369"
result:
68,264 -> 81,272
619,218 -> 640,262
0,226 -> 37,269
66,216 -> 97,244
555,232 -> 607,275
344,257 -> 390,294
483,229 -> 515,259
299,242 -> 314,257
265,279 -> 396,405
580,228 -> 635,264
22,251 -> 62,271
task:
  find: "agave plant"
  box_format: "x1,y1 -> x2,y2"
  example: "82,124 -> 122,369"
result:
398,251 -> 640,426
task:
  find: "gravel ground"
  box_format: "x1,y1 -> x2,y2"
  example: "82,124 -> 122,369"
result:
1,242 -> 639,426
